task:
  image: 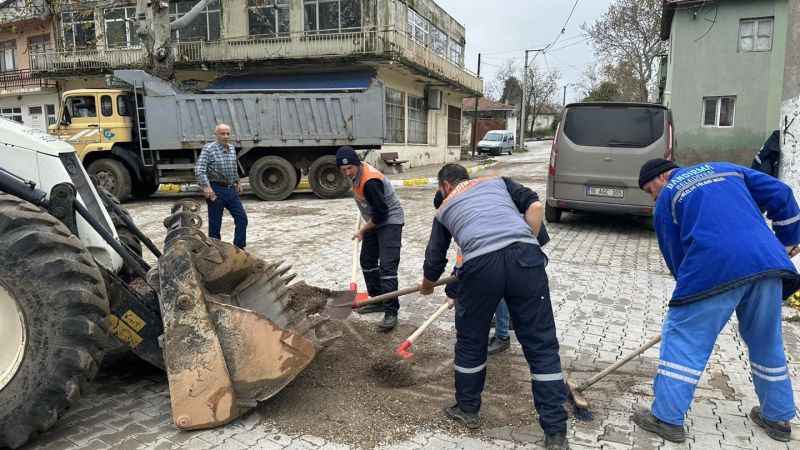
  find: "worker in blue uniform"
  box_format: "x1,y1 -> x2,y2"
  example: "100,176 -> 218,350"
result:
421,164 -> 568,450
634,159 -> 799,443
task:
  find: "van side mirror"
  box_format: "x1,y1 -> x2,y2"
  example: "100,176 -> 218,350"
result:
61,115 -> 71,126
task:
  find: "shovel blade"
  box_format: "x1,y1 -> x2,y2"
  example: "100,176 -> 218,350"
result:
323,290 -> 357,320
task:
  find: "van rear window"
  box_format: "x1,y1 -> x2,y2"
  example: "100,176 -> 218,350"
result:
564,106 -> 665,148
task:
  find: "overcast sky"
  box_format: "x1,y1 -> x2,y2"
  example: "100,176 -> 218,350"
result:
434,0 -> 613,104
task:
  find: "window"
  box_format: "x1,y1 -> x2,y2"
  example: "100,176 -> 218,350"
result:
449,37 -> 464,66
408,95 -> 428,144
105,7 -> 140,48
117,96 -> 131,116
740,17 -> 773,52
169,0 -> 221,42
28,35 -> 50,54
66,96 -> 97,119
248,0 -> 290,37
46,104 -> 57,125
702,96 -> 736,128
62,7 -> 96,49
101,95 -> 113,117
304,0 -> 362,34
0,107 -> 22,123
0,40 -> 15,72
564,106 -> 665,147
447,105 -> 461,147
385,87 -> 405,144
407,8 -> 429,46
431,27 -> 448,57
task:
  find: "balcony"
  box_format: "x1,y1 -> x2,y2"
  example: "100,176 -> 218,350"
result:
29,28 -> 483,94
0,69 -> 56,96
0,0 -> 50,24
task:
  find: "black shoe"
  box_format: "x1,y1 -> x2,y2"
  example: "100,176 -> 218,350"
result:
631,409 -> 686,443
544,432 -> 569,450
377,313 -> 397,332
750,406 -> 792,442
355,303 -> 385,315
443,404 -> 480,429
487,336 -> 510,355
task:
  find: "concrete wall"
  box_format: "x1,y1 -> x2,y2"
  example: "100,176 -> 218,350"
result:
779,0 -> 800,197
0,91 -> 59,131
667,0 -> 787,165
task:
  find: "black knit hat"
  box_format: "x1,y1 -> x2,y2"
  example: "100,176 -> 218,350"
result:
336,146 -> 361,166
639,158 -> 678,189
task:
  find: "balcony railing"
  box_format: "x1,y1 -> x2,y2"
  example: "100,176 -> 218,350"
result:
0,69 -> 56,94
30,28 -> 483,94
0,0 -> 50,24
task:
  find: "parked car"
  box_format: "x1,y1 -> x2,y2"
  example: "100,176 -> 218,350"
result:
545,102 -> 674,223
478,130 -> 515,156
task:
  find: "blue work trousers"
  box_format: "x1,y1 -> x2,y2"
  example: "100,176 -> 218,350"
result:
207,183 -> 248,249
454,243 -> 567,435
494,299 -> 510,339
652,277 -> 796,426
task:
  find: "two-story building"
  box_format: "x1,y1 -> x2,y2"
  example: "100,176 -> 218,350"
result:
0,0 -> 57,131
29,0 -> 482,169
660,0 -> 789,165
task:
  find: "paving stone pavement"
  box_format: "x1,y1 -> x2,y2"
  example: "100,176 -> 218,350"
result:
20,142 -> 800,450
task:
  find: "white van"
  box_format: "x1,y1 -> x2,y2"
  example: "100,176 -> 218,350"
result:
478,130 -> 514,156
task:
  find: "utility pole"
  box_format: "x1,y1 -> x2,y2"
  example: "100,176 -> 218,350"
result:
471,53 -> 482,158
519,48 -> 545,148
563,85 -> 567,106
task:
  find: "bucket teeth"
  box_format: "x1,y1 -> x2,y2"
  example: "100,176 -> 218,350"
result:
276,264 -> 293,277
282,273 -> 298,284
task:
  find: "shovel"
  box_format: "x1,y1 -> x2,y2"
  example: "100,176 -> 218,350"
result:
395,299 -> 452,359
324,276 -> 457,320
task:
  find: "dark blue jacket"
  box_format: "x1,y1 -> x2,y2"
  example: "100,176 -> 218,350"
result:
654,162 -> 800,306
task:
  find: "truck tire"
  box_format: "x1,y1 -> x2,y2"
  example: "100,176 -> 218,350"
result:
545,204 -> 562,223
132,178 -> 159,199
87,159 -> 132,203
308,155 -> 350,199
0,195 -> 109,449
249,156 -> 297,201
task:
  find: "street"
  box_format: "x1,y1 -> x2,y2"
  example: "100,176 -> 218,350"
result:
20,142 -> 800,450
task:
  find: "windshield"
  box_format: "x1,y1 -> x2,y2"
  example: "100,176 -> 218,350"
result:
484,133 -> 503,141
564,106 -> 665,148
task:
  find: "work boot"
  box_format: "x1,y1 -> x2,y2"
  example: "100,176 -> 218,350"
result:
487,336 -> 510,355
377,313 -> 397,332
355,303 -> 385,315
750,406 -> 792,442
544,432 -> 569,450
443,404 -> 480,429
631,409 -> 686,443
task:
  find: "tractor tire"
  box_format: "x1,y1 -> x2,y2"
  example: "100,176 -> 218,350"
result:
87,159 -> 132,203
249,156 -> 297,201
308,155 -> 350,199
545,204 -> 562,223
0,194 -> 109,449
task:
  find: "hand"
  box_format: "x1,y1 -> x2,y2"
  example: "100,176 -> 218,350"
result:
446,297 -> 455,309
352,229 -> 364,241
787,245 -> 800,258
419,278 -> 436,296
236,183 -> 243,194
203,186 -> 217,202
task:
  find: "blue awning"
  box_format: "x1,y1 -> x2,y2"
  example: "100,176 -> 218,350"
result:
205,71 -> 375,93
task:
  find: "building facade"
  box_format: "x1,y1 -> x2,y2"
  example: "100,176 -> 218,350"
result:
660,0 -> 788,165
29,0 -> 482,169
0,0 -> 58,131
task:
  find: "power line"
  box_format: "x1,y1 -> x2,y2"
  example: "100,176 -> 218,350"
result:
545,0 -> 581,51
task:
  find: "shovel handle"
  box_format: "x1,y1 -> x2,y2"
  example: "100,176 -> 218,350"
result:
576,334 -> 662,393
355,275 -> 458,308
350,213 -> 361,290
408,301 -> 451,344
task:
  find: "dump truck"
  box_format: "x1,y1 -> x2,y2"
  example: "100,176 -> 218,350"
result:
0,117 -> 339,448
49,69 -> 385,202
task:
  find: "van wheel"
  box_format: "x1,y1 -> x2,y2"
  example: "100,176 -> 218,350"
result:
249,156 -> 297,201
87,159 -> 132,203
545,204 -> 562,223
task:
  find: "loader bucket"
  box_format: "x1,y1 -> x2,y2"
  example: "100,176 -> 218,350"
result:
156,201 -> 338,430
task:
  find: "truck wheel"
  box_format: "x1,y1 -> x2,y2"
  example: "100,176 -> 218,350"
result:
249,156 -> 297,201
308,155 -> 350,199
87,159 -> 132,203
132,177 -> 159,199
545,204 -> 562,223
0,195 -> 109,449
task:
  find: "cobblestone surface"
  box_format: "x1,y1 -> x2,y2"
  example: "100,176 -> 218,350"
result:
21,142 -> 800,450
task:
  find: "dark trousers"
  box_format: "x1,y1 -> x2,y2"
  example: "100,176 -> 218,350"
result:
360,224 -> 403,314
207,183 -> 248,249
454,243 -> 567,435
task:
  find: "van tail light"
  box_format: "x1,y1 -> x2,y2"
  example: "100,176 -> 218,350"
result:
548,123 -> 561,176
664,123 -> 674,160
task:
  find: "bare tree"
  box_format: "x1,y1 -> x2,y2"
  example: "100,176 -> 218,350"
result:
486,59 -> 520,102
523,63 -> 560,137
582,0 -> 665,102
134,0 -> 215,80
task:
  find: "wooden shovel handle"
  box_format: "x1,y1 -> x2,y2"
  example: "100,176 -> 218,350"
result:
576,334 -> 662,392
355,276 -> 458,308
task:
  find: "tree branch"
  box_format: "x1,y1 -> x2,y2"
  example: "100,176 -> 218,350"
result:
170,0 -> 214,31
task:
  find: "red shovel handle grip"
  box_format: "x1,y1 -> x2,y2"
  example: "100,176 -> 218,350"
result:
395,340 -> 413,359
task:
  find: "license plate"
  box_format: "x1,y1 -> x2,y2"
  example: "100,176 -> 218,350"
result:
587,186 -> 624,198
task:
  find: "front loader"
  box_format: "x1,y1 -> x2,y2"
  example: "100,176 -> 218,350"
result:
0,118 -> 338,448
